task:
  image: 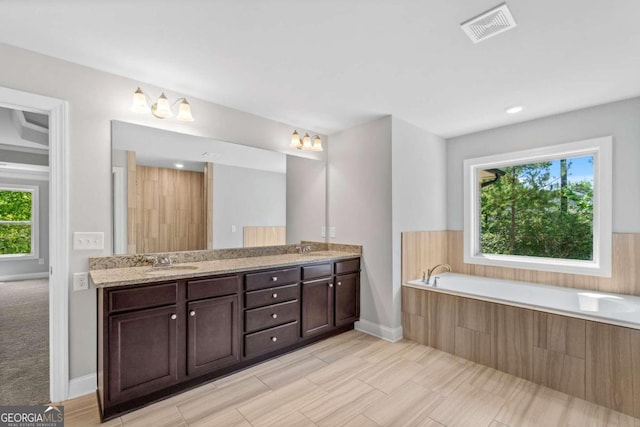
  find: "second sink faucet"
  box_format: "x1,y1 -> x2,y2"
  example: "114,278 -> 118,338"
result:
423,263 -> 452,284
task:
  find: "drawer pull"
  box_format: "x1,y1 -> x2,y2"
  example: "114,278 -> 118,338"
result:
271,276 -> 278,282
189,310 -> 196,317
338,282 -> 342,286
329,283 -> 333,288
271,336 -> 277,342
170,314 -> 177,320
272,293 -> 278,299
271,313 -> 278,319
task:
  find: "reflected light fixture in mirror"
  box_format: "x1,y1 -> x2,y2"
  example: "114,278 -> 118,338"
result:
131,87 -> 195,121
291,130 -> 323,151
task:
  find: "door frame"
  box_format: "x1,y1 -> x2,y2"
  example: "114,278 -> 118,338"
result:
0,86 -> 69,402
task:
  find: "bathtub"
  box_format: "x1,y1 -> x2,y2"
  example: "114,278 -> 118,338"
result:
406,273 -> 640,330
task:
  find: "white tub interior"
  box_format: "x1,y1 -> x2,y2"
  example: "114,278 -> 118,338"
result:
406,273 -> 640,329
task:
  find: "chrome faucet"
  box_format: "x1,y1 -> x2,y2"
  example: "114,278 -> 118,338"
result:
424,263 -> 451,284
148,255 -> 176,268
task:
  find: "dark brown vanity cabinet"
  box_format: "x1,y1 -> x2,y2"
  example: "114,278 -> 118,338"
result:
98,257 -> 360,420
301,259 -> 361,336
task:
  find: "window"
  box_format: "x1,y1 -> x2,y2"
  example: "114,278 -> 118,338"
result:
463,137 -> 612,277
0,184 -> 39,259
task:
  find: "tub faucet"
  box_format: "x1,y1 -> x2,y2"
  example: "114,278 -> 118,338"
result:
424,263 -> 451,284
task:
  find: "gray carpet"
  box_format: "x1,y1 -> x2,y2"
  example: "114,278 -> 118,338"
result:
0,279 -> 49,405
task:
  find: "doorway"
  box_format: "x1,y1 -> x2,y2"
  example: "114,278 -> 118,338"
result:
0,87 -> 68,403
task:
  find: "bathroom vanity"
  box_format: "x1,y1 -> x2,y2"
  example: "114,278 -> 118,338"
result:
91,249 -> 360,419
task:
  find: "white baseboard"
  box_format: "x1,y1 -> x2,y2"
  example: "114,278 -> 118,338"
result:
68,373 -> 96,399
0,272 -> 48,282
355,319 -> 403,342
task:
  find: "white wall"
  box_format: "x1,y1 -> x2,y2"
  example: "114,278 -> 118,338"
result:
447,97 -> 640,233
286,155 -> 326,244
391,117 -> 446,328
0,41 -> 326,381
328,116 -> 395,337
213,164 -> 286,249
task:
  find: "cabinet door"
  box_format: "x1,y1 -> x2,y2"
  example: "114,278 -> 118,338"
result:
108,305 -> 178,403
302,279 -> 334,337
187,294 -> 239,377
335,273 -> 359,327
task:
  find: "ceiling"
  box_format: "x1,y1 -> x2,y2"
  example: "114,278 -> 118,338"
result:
1,1 -> 639,138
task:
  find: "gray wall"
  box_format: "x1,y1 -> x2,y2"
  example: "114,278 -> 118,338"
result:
391,117 -> 447,328
213,164 -> 286,249
447,97 -> 640,233
328,116 -> 394,334
0,41 -> 326,380
0,176 -> 49,279
286,155 -> 326,244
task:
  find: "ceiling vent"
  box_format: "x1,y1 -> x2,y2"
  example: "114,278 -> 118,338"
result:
460,3 -> 517,44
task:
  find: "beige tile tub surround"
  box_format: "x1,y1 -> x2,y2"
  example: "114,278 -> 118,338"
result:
58,330 -> 640,427
402,231 -> 640,297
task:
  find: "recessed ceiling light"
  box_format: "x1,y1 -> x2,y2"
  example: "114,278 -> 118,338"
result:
175,163 -> 184,169
505,105 -> 524,114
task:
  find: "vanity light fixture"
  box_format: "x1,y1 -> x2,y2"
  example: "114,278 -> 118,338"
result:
131,87 -> 195,122
290,130 -> 323,151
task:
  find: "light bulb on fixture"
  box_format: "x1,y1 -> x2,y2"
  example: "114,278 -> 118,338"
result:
290,130 -> 323,152
130,87 -> 195,121
290,130 -> 302,149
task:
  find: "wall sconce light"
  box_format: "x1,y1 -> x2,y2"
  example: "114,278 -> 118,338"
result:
290,130 -> 323,151
131,87 -> 194,122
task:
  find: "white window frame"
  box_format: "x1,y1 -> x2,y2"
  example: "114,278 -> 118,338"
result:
463,136 -> 612,277
0,183 -> 39,260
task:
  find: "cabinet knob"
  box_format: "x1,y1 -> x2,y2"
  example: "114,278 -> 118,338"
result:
271,336 -> 277,342
190,310 -> 196,317
338,282 -> 342,286
329,283 -> 333,288
271,276 -> 278,282
170,314 -> 177,320
272,293 -> 278,299
271,313 -> 278,319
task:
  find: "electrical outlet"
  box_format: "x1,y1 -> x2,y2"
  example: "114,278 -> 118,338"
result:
73,272 -> 89,291
321,226 -> 326,238
231,225 -> 237,233
329,227 -> 336,238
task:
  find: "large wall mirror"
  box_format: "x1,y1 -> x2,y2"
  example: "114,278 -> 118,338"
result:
111,121 -> 326,254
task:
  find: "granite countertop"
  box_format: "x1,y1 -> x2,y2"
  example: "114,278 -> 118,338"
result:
90,250 -> 360,288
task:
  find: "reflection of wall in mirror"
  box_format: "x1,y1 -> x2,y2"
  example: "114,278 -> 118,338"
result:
213,164 -> 286,249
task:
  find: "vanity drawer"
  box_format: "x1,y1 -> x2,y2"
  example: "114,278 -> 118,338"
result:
335,258 -> 361,275
108,283 -> 177,313
245,300 -> 299,333
187,275 -> 240,300
245,284 -> 299,309
301,263 -> 332,281
244,321 -> 299,358
245,268 -> 300,291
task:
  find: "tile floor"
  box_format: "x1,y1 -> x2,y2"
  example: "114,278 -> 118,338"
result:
60,330 -> 640,427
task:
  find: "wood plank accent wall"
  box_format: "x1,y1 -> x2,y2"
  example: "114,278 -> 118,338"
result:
130,165 -> 206,253
243,226 -> 286,248
204,162 -> 214,250
401,230 -> 640,297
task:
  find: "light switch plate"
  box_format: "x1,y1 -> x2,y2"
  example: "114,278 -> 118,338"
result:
73,232 -> 104,250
